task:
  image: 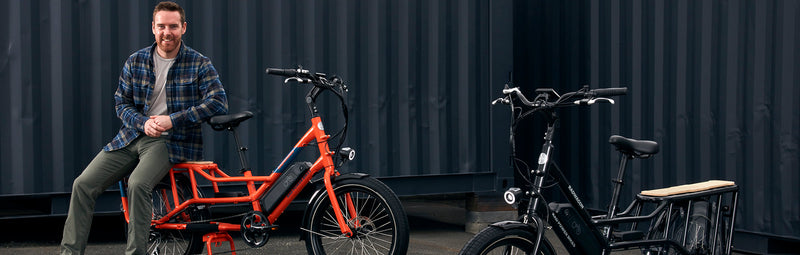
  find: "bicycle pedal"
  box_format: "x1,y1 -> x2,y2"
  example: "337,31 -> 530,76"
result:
214,192 -> 246,198
612,230 -> 644,241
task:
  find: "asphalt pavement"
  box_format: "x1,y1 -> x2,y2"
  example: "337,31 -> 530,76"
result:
0,197 -> 479,255
0,196 -> 637,255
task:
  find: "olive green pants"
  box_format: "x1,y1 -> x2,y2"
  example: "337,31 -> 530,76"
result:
60,136 -> 172,255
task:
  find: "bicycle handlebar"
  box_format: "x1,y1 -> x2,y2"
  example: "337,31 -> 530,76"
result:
495,85 -> 628,109
265,66 -> 351,168
266,66 -> 347,90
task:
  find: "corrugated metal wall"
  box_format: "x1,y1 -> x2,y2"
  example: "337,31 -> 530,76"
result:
513,0 -> 799,240
0,0 -> 506,196
3,0 -> 798,240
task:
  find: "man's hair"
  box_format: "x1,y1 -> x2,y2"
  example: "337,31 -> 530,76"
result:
153,1 -> 185,24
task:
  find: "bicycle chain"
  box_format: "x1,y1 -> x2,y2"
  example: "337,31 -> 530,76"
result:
175,207 -> 250,224
162,209 -> 258,254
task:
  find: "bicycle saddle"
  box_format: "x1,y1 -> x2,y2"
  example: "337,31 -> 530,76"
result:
209,111 -> 254,131
608,135 -> 659,157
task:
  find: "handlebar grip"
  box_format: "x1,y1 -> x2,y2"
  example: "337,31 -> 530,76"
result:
592,87 -> 628,97
265,68 -> 299,77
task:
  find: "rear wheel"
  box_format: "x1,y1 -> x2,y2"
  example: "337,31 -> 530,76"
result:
148,174 -> 210,255
644,206 -> 682,254
645,200 -> 722,255
304,177 -> 409,254
459,227 -> 555,255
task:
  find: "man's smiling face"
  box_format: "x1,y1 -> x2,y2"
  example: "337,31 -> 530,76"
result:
152,10 -> 186,58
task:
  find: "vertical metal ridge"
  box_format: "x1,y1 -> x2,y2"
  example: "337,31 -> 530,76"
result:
578,0 -> 799,238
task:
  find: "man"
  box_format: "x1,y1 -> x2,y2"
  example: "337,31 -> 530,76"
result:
60,2 -> 228,254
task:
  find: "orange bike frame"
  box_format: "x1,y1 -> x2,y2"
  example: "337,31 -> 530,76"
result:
120,116 -> 354,237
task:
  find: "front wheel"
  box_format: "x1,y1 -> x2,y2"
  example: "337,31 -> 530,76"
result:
460,227 -> 555,255
304,177 -> 410,254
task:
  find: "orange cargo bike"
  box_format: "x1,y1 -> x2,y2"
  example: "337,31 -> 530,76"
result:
118,67 -> 409,255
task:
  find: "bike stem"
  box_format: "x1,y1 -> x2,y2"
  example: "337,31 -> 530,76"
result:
306,86 -> 322,116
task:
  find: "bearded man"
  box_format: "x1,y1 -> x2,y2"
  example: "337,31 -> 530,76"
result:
60,2 -> 228,254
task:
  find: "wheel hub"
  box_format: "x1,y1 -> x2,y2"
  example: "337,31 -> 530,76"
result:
348,216 -> 377,237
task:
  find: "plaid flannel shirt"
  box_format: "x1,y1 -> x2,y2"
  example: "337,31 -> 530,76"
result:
103,42 -> 228,163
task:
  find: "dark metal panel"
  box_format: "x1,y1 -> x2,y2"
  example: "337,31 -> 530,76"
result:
513,0 -> 799,240
1,0 -> 505,197
1,0 -> 18,195
488,0 -> 515,188
379,173 -> 498,196
774,0 -> 800,240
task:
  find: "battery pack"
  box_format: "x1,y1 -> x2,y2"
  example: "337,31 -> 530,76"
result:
261,162 -> 311,213
549,203 -> 603,254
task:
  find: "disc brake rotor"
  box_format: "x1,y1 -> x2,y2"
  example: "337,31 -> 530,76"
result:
348,216 -> 377,236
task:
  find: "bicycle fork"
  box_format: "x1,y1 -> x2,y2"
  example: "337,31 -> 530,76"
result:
322,166 -> 358,238
311,114 -> 359,238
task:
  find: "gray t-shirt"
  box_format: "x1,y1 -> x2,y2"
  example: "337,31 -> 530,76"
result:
147,53 -> 176,116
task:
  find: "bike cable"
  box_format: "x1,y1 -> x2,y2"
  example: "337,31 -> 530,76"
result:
327,80 -> 350,168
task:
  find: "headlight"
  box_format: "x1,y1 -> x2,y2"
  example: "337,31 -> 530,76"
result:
503,187 -> 523,205
339,147 -> 355,161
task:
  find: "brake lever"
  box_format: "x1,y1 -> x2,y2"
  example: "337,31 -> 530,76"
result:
492,97 -> 510,105
591,97 -> 615,104
573,97 -> 615,105
284,77 -> 310,84
573,99 -> 589,105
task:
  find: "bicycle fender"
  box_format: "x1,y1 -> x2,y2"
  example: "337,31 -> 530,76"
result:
334,172 -> 370,181
488,221 -> 556,254
299,173 -> 370,240
490,220 -> 537,232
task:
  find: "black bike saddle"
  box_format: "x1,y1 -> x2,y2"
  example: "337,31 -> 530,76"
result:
209,111 -> 254,131
608,135 -> 659,157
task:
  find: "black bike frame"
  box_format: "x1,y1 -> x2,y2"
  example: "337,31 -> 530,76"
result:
523,114 -> 608,254
522,113 -> 696,255
496,85 -> 739,255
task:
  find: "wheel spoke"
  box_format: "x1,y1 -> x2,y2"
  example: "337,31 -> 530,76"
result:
146,176 -> 206,255
305,180 -> 408,255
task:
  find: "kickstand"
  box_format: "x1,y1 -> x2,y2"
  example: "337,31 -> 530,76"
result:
202,231 -> 236,255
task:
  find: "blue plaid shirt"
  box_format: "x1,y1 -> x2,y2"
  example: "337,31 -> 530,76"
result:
103,42 -> 228,163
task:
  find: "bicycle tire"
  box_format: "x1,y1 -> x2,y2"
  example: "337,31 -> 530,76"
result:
304,177 -> 410,255
459,226 -> 555,255
148,174 -> 210,255
643,206 -> 682,255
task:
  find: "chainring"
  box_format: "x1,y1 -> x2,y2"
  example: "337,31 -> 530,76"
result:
240,211 -> 270,248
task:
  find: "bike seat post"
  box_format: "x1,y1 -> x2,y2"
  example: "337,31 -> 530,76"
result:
604,152 -> 632,237
228,126 -> 251,173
